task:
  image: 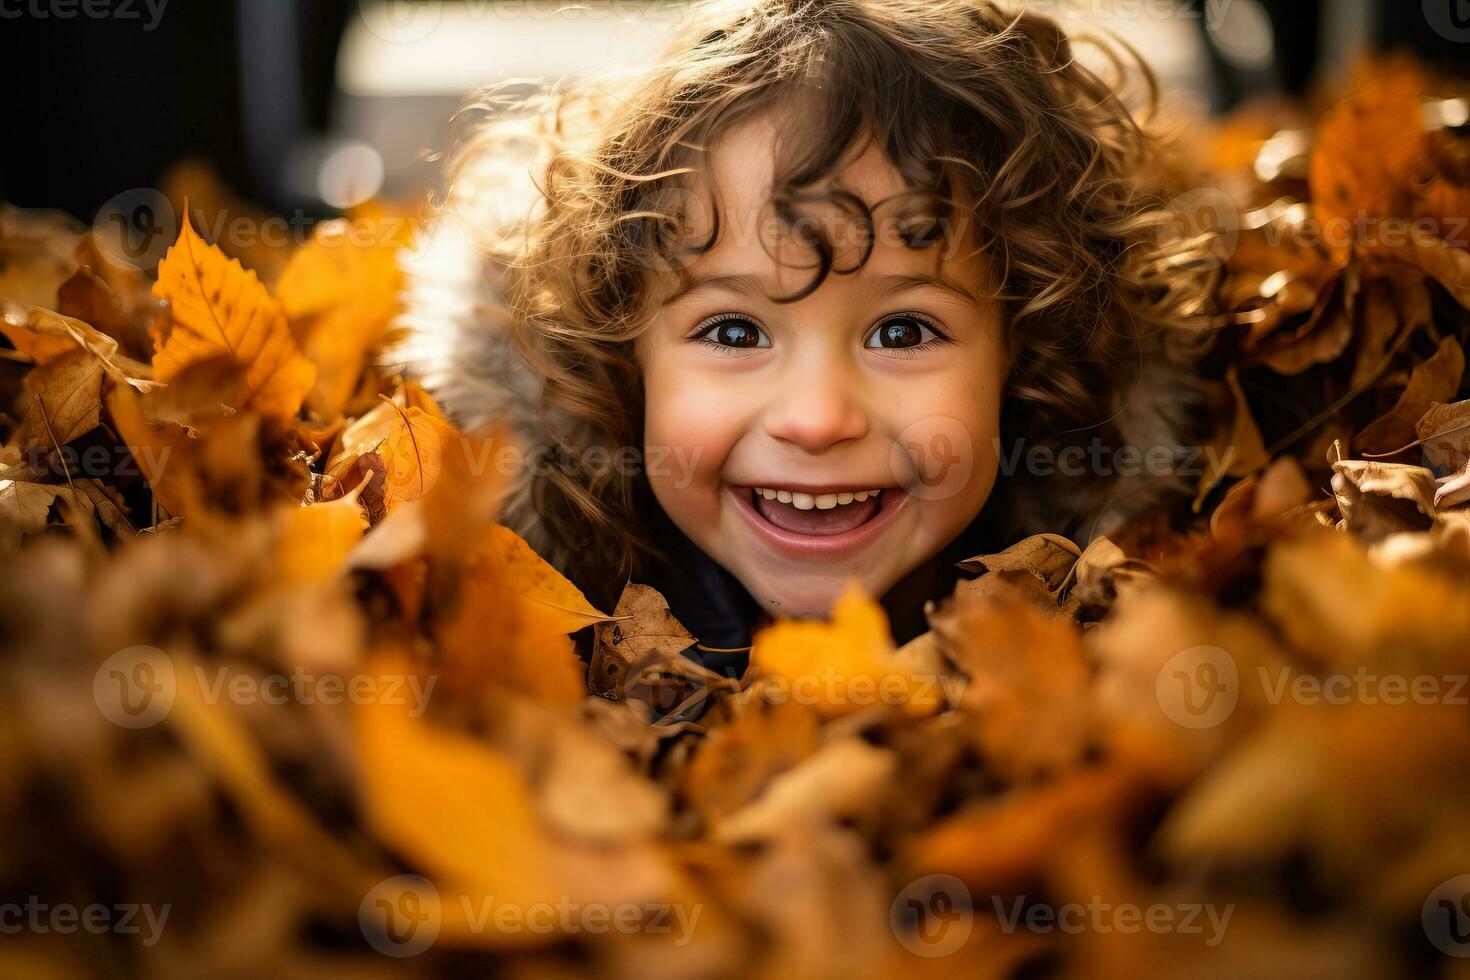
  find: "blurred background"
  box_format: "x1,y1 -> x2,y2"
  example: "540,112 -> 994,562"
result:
1,0 -> 1467,224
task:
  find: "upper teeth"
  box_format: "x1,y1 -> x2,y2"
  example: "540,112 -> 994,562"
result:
753,487 -> 883,510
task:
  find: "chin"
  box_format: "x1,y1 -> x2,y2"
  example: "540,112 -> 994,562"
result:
740,564 -> 898,620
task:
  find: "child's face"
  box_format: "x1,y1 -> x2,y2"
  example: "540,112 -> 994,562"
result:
637,115 -> 1007,618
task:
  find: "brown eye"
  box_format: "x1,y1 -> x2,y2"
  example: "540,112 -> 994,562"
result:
865,314 -> 939,349
695,316 -> 770,349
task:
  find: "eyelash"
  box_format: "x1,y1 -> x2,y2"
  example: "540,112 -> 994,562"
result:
687,312 -> 953,356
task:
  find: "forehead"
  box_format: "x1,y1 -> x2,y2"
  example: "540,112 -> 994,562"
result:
704,113 -> 909,223
668,111 -> 979,289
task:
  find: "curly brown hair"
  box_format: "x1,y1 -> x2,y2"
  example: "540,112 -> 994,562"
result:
400,0 -> 1219,596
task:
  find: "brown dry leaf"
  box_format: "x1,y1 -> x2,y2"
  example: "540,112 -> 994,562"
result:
325,390 -> 451,515
1415,400 -> 1470,508
681,690 -> 824,827
0,205 -> 82,309
1416,399 -> 1470,474
1,306 -> 154,387
151,213 -> 316,419
1435,465 -> 1470,510
1356,336 -> 1464,455
751,582 -> 944,719
56,242 -> 165,362
1071,535 -> 1155,610
903,765 -> 1142,893
711,738 -> 897,844
1195,365 -> 1271,509
1366,222 -> 1470,309
436,575 -> 588,706
1090,585 -> 1291,786
1158,700 -> 1470,896
23,348 -> 104,450
590,582 -> 696,698
1330,459 -> 1438,541
1261,530 -> 1470,666
957,532 -> 1080,589
164,649 -> 361,885
0,478 -> 65,550
1250,282 -> 1353,376
535,713 -> 669,843
932,582 -> 1091,782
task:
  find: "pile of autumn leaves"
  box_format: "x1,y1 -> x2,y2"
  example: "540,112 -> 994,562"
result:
2,59 -> 1470,978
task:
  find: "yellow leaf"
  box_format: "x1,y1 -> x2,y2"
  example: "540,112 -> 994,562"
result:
277,217 -> 406,419
380,402 -> 451,514
103,379 -> 192,517
275,488 -> 370,585
354,667 -> 565,928
751,581 -> 941,718
466,523 -> 611,635
151,213 -> 315,418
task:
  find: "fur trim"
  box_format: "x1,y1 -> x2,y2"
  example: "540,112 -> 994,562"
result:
383,217 -> 573,571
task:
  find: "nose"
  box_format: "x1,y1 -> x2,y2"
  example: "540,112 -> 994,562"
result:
762,357 -> 870,453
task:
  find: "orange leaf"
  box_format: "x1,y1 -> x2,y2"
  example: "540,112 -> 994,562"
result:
354,668 -> 565,921
277,217 -> 405,419
751,582 -> 942,718
151,213 -> 315,418
274,487 -> 370,585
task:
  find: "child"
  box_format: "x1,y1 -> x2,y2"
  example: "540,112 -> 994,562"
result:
393,0 -> 1216,659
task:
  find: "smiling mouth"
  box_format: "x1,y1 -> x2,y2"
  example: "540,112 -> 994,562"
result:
746,486 -> 885,536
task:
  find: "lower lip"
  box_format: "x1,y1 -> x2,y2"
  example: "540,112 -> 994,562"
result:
727,485 -> 910,559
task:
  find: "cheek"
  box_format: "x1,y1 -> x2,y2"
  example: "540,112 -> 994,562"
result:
640,352 -> 751,507
879,363 -> 1004,527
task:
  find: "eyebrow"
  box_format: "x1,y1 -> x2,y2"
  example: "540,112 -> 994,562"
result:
668,271 -> 981,306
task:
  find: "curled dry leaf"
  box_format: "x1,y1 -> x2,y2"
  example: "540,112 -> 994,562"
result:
1330,458 -> 1438,540
590,582 -> 696,699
